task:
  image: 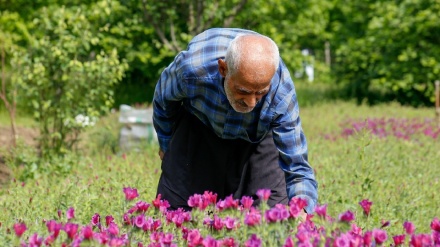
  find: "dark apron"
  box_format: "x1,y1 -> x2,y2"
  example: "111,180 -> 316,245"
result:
157,109 -> 288,210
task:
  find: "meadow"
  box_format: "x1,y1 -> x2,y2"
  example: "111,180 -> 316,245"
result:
0,82 -> 439,246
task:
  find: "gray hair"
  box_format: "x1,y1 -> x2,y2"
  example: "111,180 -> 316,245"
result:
225,34 -> 280,76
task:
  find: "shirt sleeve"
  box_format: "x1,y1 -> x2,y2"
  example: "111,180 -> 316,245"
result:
153,52 -> 188,152
271,66 -> 318,214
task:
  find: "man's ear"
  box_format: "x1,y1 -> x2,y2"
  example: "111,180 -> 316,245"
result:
218,59 -> 227,77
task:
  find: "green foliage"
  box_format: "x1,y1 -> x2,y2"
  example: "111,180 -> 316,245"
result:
331,0 -> 440,106
10,6 -> 128,160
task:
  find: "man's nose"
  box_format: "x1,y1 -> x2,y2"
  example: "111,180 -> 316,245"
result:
243,96 -> 258,108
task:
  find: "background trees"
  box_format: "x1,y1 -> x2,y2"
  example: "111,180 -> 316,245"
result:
1,0 -> 440,160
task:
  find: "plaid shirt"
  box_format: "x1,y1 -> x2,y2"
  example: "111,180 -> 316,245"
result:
153,28 -> 318,212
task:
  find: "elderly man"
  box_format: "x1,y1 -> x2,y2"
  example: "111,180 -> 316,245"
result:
153,28 -> 318,214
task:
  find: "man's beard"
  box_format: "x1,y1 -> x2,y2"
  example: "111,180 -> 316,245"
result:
224,78 -> 254,113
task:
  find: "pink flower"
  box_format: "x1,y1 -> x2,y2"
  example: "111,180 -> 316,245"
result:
216,195 -> 239,211
188,194 -> 209,210
410,233 -> 432,247
244,234 -> 262,247
256,189 -> 271,202
283,236 -> 294,247
187,229 -> 203,247
224,217 -> 238,230
91,213 -> 101,226
373,229 -> 387,245
152,194 -> 170,212
29,233 -> 43,246
244,208 -> 262,227
431,217 -> 440,232
213,215 -> 224,230
433,231 -> 440,245
105,215 -> 114,227
265,204 -> 289,223
359,199 -> 373,216
107,222 -> 119,236
202,236 -> 218,247
123,187 -> 139,200
13,222 -> 27,237
46,220 -> 62,238
363,231 -> 373,246
81,225 -> 94,240
392,235 -> 405,245
219,237 -> 238,247
403,221 -> 415,235
160,233 -> 174,245
64,222 -> 79,239
338,210 -> 355,222
66,207 -> 75,221
135,201 -> 150,213
134,214 -> 146,228
289,197 -> 308,218
203,191 -> 218,205
314,204 -> 327,218
44,234 -> 56,245
123,213 -> 131,225
240,196 -> 254,210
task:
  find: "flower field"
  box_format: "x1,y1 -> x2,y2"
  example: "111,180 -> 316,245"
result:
1,99 -> 440,246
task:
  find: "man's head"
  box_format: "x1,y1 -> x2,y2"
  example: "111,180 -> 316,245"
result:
218,34 -> 279,113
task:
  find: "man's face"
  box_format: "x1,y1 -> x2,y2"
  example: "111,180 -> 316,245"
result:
223,66 -> 273,113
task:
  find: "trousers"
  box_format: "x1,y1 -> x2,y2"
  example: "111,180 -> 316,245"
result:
157,109 -> 288,210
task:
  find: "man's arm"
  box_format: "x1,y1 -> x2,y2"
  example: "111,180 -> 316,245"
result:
271,64 -> 318,214
152,52 -> 187,153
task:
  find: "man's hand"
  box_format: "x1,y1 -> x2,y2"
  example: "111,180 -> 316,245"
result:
159,149 -> 165,160
299,210 -> 308,222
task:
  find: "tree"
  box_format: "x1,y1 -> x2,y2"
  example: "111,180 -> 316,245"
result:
12,6 -> 128,159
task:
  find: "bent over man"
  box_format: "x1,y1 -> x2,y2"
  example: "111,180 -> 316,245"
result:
152,28 -> 318,214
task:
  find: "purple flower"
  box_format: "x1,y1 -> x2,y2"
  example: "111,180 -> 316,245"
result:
410,233 -> 432,247
202,236 -> 218,247
107,222 -> 119,236
244,208 -> 262,227
283,236 -> 294,247
363,231 -> 373,246
123,187 -> 139,201
91,213 -> 101,226
392,235 -> 405,246
81,225 -> 94,240
66,207 -> 75,221
338,210 -> 355,222
256,189 -> 271,202
105,215 -> 114,227
64,222 -> 79,239
134,214 -> 146,228
359,199 -> 373,216
29,233 -> 43,246
373,229 -> 387,245
431,217 -> 440,232
46,220 -> 62,238
244,234 -> 262,247
240,196 -> 254,210
403,221 -> 415,235
314,204 -> 327,218
224,217 -> 237,230
187,229 -> 203,247
13,222 -> 27,237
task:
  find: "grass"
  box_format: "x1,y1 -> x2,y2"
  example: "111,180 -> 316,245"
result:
0,82 -> 439,245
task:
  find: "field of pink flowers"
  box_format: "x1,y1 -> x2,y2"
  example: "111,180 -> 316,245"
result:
7,186 -> 440,246
1,101 -> 440,246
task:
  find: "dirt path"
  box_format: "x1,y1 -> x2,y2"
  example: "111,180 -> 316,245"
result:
0,126 -> 38,186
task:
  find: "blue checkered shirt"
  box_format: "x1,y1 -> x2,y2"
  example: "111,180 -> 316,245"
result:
153,28 -> 318,213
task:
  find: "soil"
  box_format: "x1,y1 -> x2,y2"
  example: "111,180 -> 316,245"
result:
0,126 -> 38,186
